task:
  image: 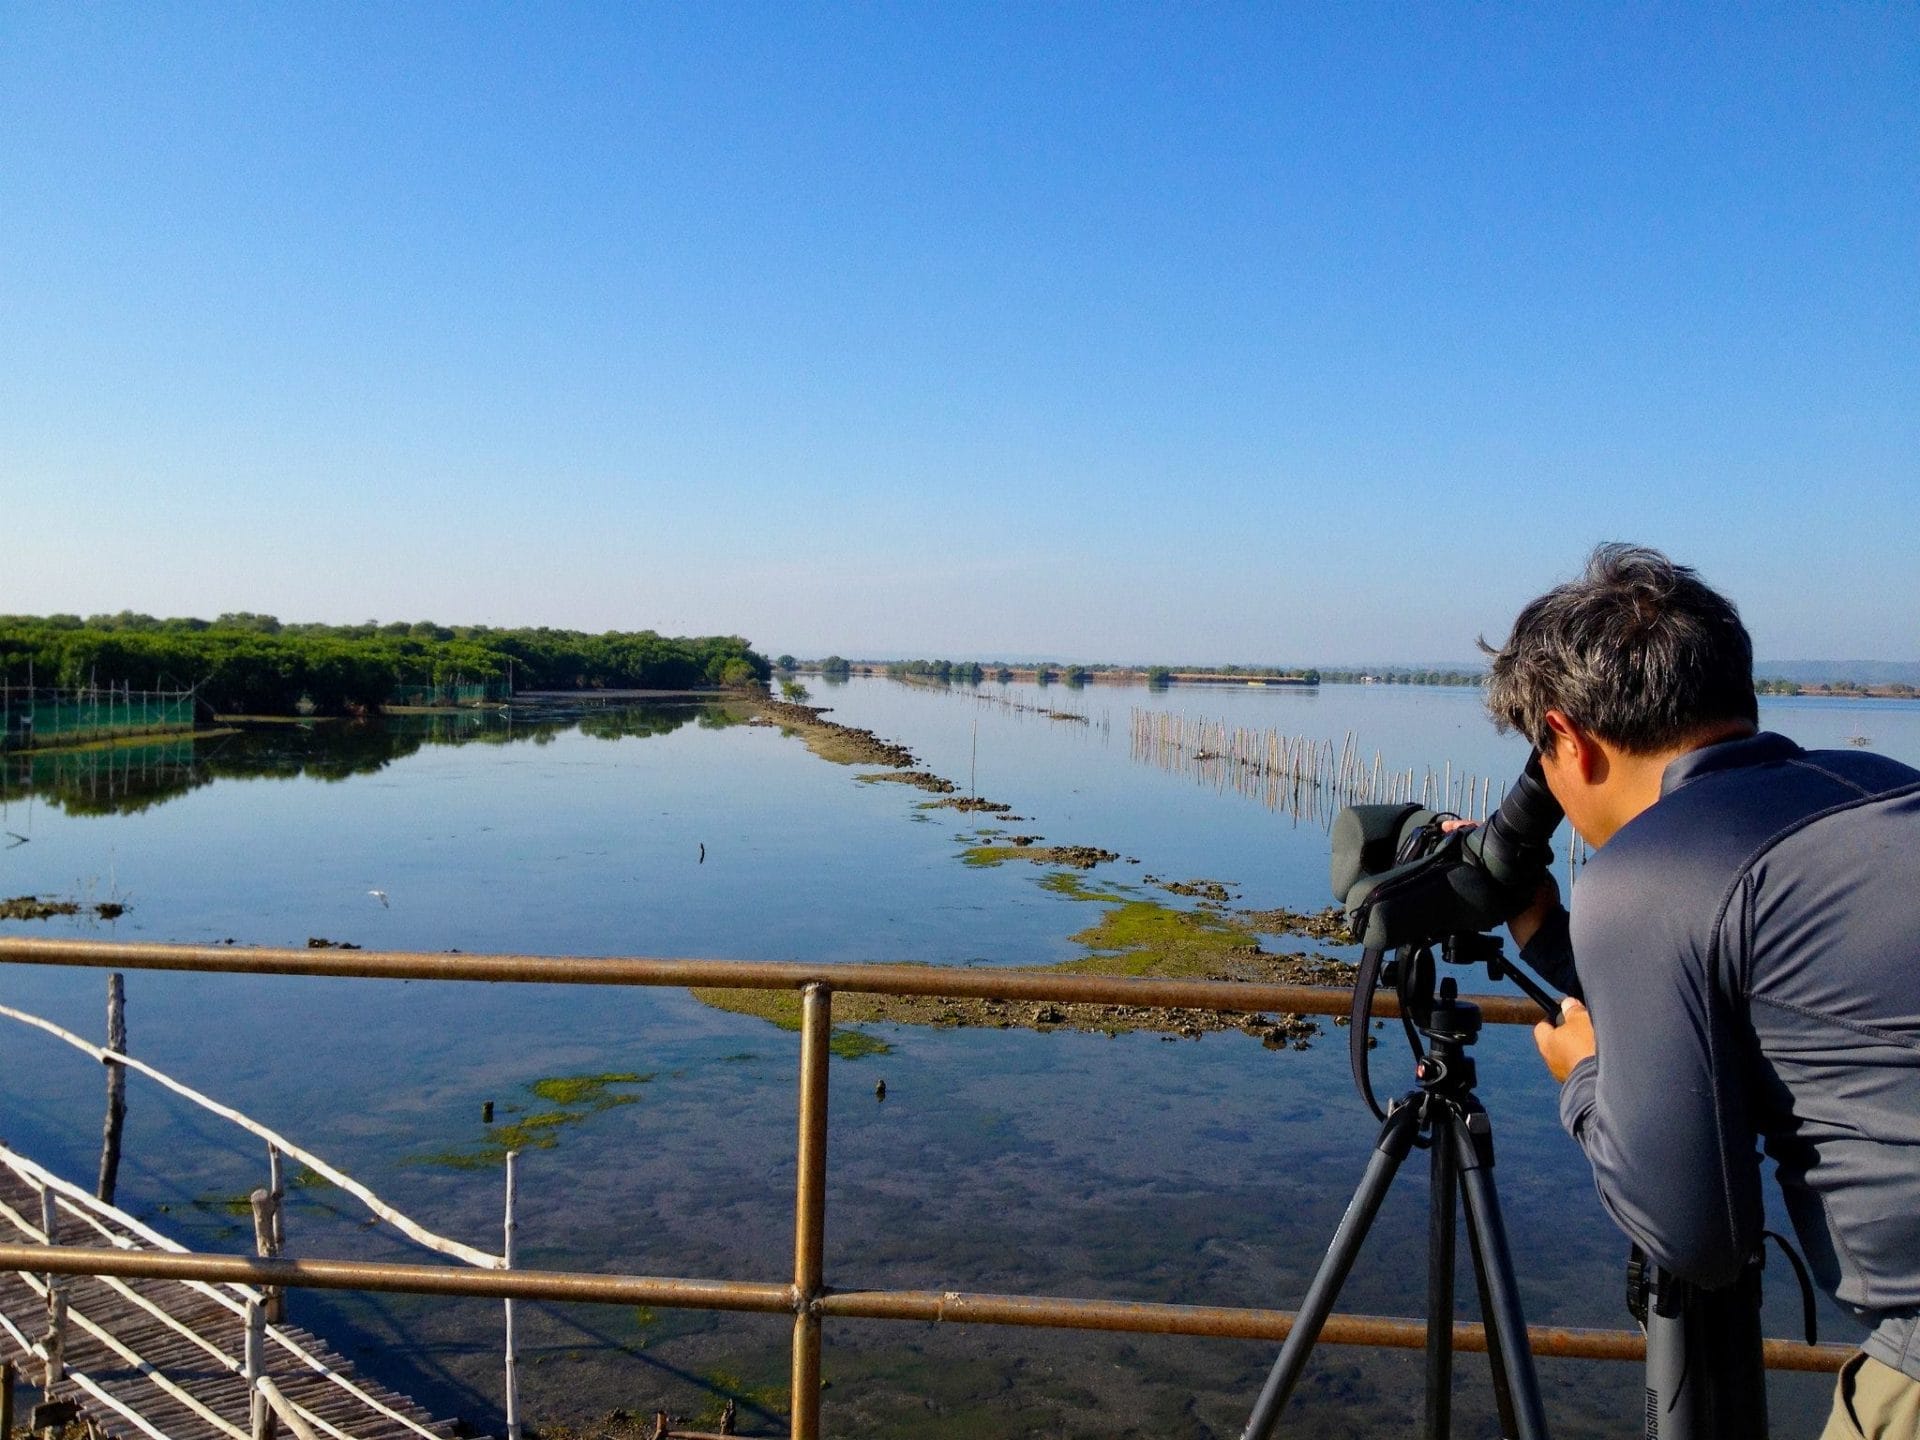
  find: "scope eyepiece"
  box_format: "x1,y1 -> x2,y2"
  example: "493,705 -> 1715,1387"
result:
1461,751 -> 1561,890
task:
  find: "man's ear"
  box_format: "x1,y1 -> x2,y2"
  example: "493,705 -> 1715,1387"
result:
1542,710 -> 1604,782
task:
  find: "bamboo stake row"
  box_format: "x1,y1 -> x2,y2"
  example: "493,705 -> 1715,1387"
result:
1127,709 -> 1503,825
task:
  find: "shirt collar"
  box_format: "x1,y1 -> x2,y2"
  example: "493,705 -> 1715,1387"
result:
1659,730 -> 1801,797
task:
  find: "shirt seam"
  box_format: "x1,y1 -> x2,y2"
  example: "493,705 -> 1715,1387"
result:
1782,756 -> 1875,798
1749,993 -> 1920,1053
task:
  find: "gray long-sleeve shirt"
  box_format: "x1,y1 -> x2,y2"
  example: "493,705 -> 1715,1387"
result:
1522,732 -> 1920,1380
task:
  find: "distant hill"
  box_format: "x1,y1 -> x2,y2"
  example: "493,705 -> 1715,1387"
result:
1755,661 -> 1920,686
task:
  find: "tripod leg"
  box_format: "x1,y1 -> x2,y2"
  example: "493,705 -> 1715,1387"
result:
1242,1101 -> 1424,1440
1449,1111 -> 1551,1440
1425,1128 -> 1457,1440
1460,1179 -> 1520,1440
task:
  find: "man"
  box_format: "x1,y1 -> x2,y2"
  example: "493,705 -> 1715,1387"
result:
1480,544 -> 1920,1438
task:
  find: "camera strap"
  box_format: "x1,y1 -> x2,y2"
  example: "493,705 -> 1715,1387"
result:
1763,1229 -> 1820,1345
1349,943 -> 1390,1120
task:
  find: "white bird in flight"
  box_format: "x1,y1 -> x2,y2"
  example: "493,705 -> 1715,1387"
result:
368,889 -> 389,908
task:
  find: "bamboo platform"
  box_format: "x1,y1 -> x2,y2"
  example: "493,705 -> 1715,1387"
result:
0,1163 -> 469,1440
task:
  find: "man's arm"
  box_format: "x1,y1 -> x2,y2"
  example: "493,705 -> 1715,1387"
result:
1547,874 -> 1763,1289
1510,878 -> 1582,1000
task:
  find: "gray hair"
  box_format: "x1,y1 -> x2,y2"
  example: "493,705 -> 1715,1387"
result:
1481,544 -> 1757,755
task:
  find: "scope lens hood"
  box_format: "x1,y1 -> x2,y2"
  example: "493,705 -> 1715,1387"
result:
1330,802 -> 1429,905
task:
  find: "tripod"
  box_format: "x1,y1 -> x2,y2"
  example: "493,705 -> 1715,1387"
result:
1242,977 -> 1549,1440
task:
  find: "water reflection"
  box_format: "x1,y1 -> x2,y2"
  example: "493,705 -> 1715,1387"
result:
0,702 -> 736,818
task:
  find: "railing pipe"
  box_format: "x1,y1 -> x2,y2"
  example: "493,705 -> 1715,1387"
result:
0,937 -> 1543,1025
0,1243 -> 800,1309
0,1242 -> 1851,1374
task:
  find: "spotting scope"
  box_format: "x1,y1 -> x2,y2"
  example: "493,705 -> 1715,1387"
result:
1330,752 -> 1563,950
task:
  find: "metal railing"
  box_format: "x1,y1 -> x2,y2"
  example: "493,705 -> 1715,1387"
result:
0,937 -> 1851,1438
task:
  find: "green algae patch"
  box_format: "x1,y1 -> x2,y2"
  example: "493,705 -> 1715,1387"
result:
687,985 -> 895,1058
1038,870 -> 1133,903
196,1193 -> 260,1217
418,1071 -> 653,1170
528,1072 -> 651,1109
697,1368 -> 788,1430
1056,895 -> 1258,980
689,987 -> 804,1029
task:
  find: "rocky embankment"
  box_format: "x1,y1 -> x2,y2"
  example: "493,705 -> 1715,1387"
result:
749,697 -> 918,767
727,692 -> 1361,1053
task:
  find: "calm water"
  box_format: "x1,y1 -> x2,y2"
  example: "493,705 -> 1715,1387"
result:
3,680 -> 1916,1437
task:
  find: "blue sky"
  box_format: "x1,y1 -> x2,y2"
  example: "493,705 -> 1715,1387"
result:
2,5 -> 1914,662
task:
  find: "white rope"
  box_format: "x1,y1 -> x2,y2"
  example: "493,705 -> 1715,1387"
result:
0,1004 -> 503,1269
0,1146 -> 445,1440
0,1145 -> 259,1291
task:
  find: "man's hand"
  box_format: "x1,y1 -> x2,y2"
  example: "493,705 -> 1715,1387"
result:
1534,998 -> 1595,1083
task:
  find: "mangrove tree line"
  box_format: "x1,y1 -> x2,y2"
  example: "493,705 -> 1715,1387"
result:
0,612 -> 770,715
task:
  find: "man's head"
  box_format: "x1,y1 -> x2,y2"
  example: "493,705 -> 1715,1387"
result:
1482,544 -> 1758,843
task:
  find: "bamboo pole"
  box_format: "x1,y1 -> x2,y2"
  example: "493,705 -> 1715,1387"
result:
268,1145 -> 285,1253
251,1186 -> 283,1323
39,1184 -> 66,1389
97,973 -> 126,1204
246,1298 -> 272,1440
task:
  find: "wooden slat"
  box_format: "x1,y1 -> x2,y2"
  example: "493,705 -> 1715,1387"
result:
0,1167 -> 473,1440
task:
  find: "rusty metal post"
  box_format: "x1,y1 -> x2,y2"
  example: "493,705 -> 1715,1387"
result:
790,983 -> 832,1440
504,1149 -> 521,1440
